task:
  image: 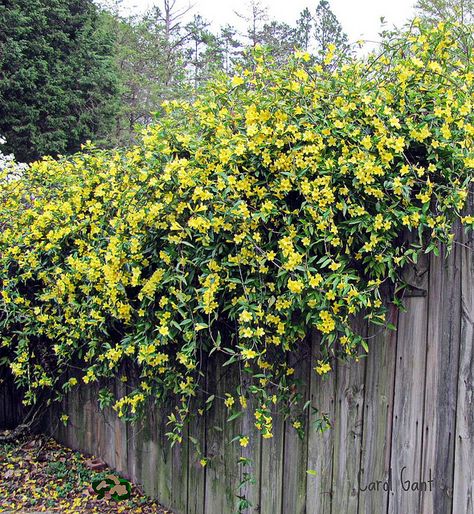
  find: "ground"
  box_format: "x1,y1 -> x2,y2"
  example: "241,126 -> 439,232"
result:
0,435 -> 171,513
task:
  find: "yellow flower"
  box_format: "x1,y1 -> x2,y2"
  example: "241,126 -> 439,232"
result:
231,75 -> 245,87
83,369 -> 96,384
288,278 -> 304,294
315,361 -> 331,375
241,348 -> 257,360
159,325 -> 170,337
266,250 -> 276,261
294,49 -> 310,61
309,273 -> 323,288
239,310 -> 253,323
239,436 -> 250,447
317,310 -> 336,334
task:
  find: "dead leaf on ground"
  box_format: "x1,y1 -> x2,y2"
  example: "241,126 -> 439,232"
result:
85,457 -> 107,471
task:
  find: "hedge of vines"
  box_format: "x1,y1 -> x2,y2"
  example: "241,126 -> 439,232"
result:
0,21 -> 473,450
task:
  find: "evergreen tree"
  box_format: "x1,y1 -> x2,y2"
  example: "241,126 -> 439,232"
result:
295,7 -> 314,52
218,25 -> 241,74
314,0 -> 350,57
185,15 -> 219,90
259,21 -> 299,64
235,0 -> 269,48
0,0 -> 120,162
109,5 -> 189,144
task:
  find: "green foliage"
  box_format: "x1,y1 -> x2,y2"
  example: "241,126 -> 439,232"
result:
0,21 -> 473,453
0,0 -> 120,162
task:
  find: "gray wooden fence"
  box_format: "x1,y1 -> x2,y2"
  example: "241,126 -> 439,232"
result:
0,369 -> 25,430
1,208 -> 473,514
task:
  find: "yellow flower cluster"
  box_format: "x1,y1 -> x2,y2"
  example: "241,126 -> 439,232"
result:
254,405 -> 273,438
316,310 -> 336,334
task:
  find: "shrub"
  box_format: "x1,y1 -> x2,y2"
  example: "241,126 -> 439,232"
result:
0,21 -> 473,445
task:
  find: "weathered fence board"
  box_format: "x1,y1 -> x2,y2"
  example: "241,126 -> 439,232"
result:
203,353 -> 241,513
388,253 -> 429,514
187,363 -> 207,514
421,241 -> 461,514
259,407 -> 284,514
358,306 -> 398,514
306,331 -> 336,514
281,342 -> 311,514
239,372 -> 262,513
0,369 -> 25,430
331,317 -> 366,514
453,197 -> 474,514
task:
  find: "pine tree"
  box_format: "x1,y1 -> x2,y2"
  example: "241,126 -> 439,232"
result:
314,0 -> 350,57
295,8 -> 314,52
235,0 -> 269,48
185,15 -> 218,90
259,21 -> 299,64
218,25 -> 241,74
0,0 -> 120,162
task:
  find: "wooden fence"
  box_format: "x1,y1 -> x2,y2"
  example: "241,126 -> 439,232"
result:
1,204 -> 473,514
0,368 -> 25,430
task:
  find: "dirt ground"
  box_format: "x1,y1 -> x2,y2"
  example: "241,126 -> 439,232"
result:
0,435 -> 172,513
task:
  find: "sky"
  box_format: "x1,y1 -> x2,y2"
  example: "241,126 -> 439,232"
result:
118,0 -> 417,46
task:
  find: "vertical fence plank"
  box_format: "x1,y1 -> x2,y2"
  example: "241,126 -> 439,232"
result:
388,254 -> 430,514
203,352 -> 225,513
187,361 -> 207,514
240,372 -> 262,514
142,410 -> 161,500
71,381 -> 85,452
153,409 -> 173,508
260,406 -> 284,514
306,330 -> 336,514
126,417 -> 144,491
98,400 -> 117,470
358,306 -> 398,514
421,239 -> 461,514
453,197 -> 474,514
331,316 -> 366,514
83,384 -> 94,454
113,379 -> 128,476
0,370 -> 23,429
223,360 -> 244,513
171,423 -> 189,513
204,352 -> 241,513
282,339 -> 311,514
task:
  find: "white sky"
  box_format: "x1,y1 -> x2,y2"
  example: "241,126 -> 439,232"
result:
118,0 -> 417,45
